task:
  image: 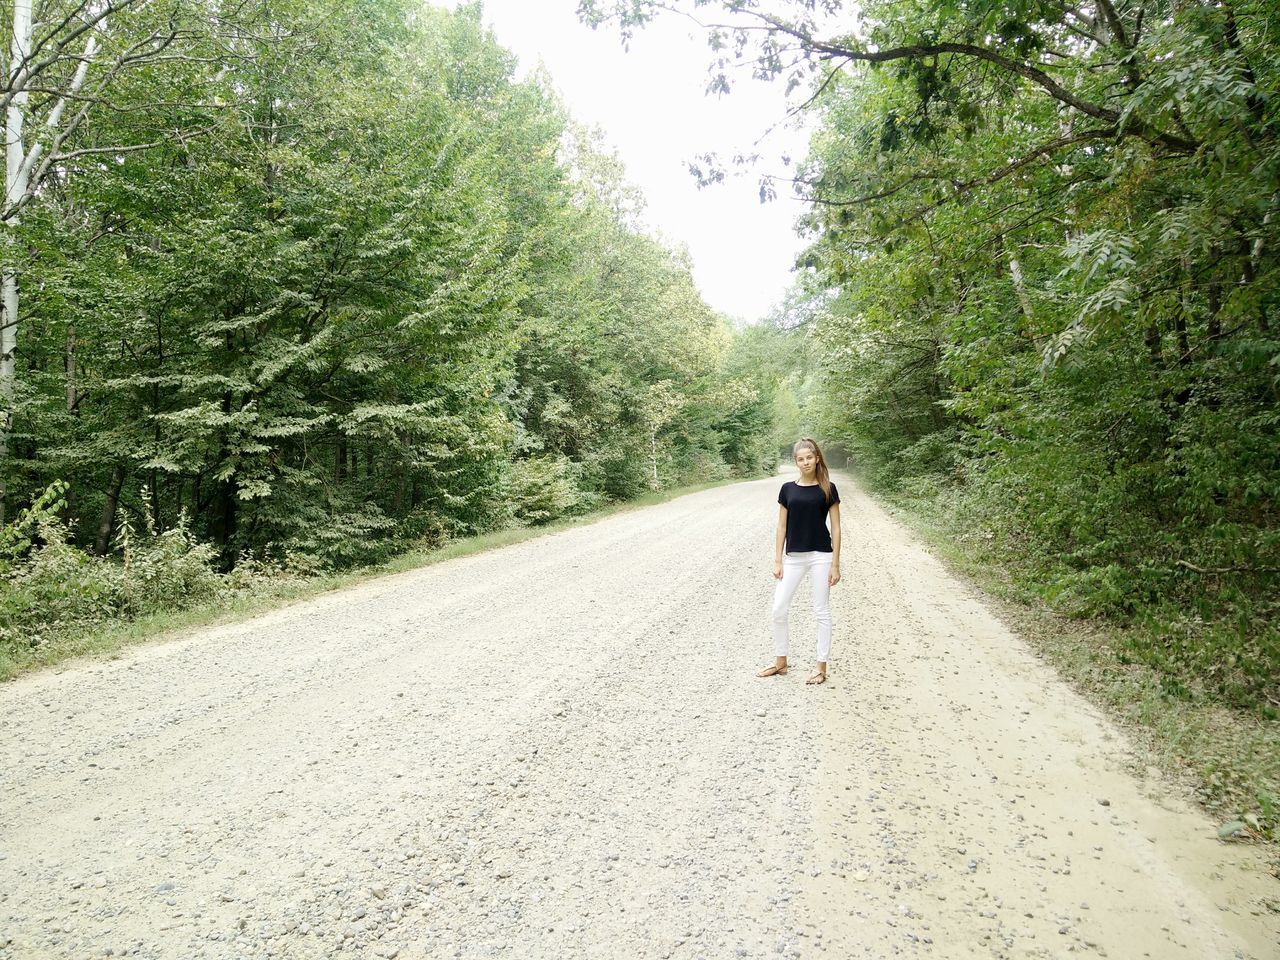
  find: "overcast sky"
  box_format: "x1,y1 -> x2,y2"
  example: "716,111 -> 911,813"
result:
435,0 -> 815,324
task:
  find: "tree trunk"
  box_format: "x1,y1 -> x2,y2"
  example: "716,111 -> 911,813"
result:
1207,277 -> 1221,343
1145,322 -> 1164,366
0,248 -> 15,529
1176,256 -> 1192,365
1,0 -> 33,527
392,468 -> 405,514
0,260 -> 14,528
65,323 -> 78,411
213,478 -> 237,558
149,470 -> 160,531
1240,234 -> 1269,334
95,463 -> 127,554
1007,253 -> 1034,322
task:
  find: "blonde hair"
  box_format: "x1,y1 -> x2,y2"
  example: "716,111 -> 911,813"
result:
792,437 -> 833,504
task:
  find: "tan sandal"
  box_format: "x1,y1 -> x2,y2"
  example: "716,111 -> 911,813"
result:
756,664 -> 788,678
805,671 -> 827,685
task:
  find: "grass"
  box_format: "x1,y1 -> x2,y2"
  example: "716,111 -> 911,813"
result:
1,476 -> 741,683
867,477 -> 1280,864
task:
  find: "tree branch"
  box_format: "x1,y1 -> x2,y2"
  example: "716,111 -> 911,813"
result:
1177,559 -> 1279,575
695,6 -> 1197,155
1,0 -> 143,113
808,127 -> 1116,212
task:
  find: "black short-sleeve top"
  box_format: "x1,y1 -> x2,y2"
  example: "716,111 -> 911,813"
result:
777,481 -> 840,554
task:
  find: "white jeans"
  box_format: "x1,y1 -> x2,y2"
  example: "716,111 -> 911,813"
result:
772,551 -> 833,662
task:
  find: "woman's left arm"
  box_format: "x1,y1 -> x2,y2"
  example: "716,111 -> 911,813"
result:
828,502 -> 842,586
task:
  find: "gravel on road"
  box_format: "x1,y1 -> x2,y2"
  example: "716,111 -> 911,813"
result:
0,474 -> 1275,959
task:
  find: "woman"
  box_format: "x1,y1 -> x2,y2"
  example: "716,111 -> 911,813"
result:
757,438 -> 841,685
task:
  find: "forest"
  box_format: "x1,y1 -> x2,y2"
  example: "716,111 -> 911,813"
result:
0,1 -> 789,662
2,0 -> 1277,830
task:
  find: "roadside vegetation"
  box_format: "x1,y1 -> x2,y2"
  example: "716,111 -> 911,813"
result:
868,470 -> 1279,850
0,476 -> 743,681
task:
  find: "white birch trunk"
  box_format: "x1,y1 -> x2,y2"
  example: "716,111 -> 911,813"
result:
1008,255 -> 1034,321
65,324 -> 77,411
1,0 -> 33,524
1,0 -> 100,523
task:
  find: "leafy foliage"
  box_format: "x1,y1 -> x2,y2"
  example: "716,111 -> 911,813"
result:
0,486 -> 286,651
0,1 -> 783,658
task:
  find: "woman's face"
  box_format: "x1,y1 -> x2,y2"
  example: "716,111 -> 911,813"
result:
795,448 -> 817,477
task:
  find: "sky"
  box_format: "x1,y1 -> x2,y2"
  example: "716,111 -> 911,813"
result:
435,0 -> 816,324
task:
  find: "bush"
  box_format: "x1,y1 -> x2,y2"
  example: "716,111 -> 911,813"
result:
503,455 -> 593,526
0,483 -> 292,655
0,516 -> 119,647
279,502 -> 402,570
597,449 -> 653,501
669,446 -> 733,487
0,479 -> 70,574
115,509 -> 223,617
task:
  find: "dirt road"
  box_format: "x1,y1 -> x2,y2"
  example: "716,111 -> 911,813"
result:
0,475 -> 1275,959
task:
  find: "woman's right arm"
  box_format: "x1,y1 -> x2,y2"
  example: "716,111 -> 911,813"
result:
774,505 -> 787,580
